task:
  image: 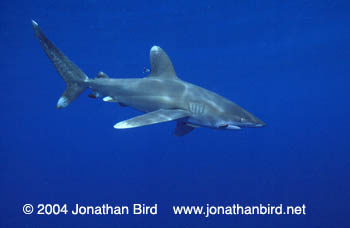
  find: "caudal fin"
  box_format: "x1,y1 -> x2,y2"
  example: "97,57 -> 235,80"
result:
32,20 -> 88,108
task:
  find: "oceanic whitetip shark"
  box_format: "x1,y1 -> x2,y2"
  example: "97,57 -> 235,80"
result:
32,20 -> 265,136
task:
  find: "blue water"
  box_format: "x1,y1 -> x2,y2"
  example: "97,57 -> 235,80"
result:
1,0 -> 350,227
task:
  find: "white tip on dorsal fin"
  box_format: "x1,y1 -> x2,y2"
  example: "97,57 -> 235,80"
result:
148,45 -> 178,80
151,45 -> 161,52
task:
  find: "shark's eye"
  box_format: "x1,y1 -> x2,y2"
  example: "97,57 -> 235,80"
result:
240,117 -> 246,122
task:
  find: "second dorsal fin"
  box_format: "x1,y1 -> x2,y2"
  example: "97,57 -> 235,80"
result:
148,46 -> 178,80
97,71 -> 109,78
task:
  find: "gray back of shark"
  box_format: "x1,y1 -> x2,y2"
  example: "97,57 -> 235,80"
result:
32,20 -> 265,136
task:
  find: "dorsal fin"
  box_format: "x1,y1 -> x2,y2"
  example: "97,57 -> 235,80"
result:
148,46 -> 178,80
97,71 -> 109,78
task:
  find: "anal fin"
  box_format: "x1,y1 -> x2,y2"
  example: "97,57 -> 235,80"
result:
103,96 -> 116,102
102,96 -> 127,107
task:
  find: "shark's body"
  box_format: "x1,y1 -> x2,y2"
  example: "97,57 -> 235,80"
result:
32,20 -> 265,136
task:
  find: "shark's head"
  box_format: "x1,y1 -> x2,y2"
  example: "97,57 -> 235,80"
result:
216,103 -> 266,130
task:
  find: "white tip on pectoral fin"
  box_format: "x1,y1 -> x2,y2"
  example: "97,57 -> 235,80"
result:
114,121 -> 132,129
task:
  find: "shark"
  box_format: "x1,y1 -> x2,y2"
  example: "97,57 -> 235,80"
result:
32,20 -> 265,136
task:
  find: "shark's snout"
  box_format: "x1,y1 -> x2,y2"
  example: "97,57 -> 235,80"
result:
219,105 -> 266,129
245,115 -> 266,127
233,109 -> 266,128
251,118 -> 266,127
220,115 -> 265,130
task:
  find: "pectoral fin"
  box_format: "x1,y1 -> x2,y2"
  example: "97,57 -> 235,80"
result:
114,109 -> 189,129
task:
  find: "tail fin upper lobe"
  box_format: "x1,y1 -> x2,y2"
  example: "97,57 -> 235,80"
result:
32,20 -> 88,108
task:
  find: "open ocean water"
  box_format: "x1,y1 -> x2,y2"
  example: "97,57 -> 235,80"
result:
1,0 -> 350,227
